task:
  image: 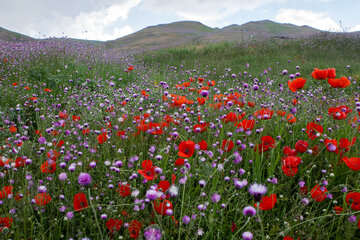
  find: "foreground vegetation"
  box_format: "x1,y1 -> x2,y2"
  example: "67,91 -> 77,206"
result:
0,33 -> 360,239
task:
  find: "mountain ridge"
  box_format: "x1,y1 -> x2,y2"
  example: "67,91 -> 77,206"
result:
0,20 -> 330,53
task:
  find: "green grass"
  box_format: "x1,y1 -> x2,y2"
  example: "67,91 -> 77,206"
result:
0,33 -> 360,240
138,32 -> 360,78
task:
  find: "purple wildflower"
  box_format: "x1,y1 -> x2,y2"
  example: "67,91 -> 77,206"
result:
144,226 -> 162,240
78,172 -> 92,186
248,183 -> 267,202
242,231 -> 253,240
242,206 -> 256,217
211,193 -> 221,203
182,215 -> 191,224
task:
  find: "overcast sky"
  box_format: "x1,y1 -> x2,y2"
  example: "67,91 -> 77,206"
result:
1,0 -> 359,41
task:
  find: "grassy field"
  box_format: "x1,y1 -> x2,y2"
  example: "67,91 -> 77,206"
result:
0,32 -> 360,240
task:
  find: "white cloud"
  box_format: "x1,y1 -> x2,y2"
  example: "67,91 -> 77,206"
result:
36,0 -> 140,40
351,25 -> 360,32
275,8 -> 341,31
140,0 -> 286,26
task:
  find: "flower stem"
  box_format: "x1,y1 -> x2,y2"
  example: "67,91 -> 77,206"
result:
88,188 -> 104,240
177,181 -> 186,240
257,204 -> 265,240
231,217 -> 251,240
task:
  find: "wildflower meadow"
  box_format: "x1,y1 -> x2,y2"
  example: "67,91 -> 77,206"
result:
0,33 -> 360,240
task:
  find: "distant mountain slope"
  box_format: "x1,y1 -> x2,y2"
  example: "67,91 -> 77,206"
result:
105,20 -> 322,53
1,20 -> 323,53
106,21 -> 216,53
0,27 -> 33,41
228,20 -> 321,37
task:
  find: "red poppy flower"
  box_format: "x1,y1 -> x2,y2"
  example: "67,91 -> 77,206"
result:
324,139 -> 338,152
333,206 -> 343,214
207,80 -> 215,86
41,160 -> 56,173
72,115 -> 81,122
235,119 -> 255,130
157,180 -> 170,192
283,146 -> 297,156
178,140 -> 196,158
254,108 -> 274,120
73,193 -> 89,211
35,193 -> 51,206
197,98 -> 206,105
300,186 -> 308,195
248,101 -> 255,108
128,220 -> 141,238
311,68 -> 330,80
287,114 -> 296,123
295,140 -> 308,153
306,122 -> 323,140
47,150 -> 60,160
282,165 -> 298,177
0,186 -> 13,199
221,140 -> 234,152
277,110 -> 286,117
311,185 -> 328,202
116,184 -> 131,197
346,192 -> 360,210
328,106 -> 352,120
312,145 -> 319,156
153,199 -> 173,215
256,193 -> 277,210
287,77 -> 306,92
283,237 -> 294,240
223,112 -> 245,123
282,156 -> 302,168
175,158 -> 185,166
343,157 -> 360,171
138,160 -> 157,180
198,140 -> 208,150
327,68 -> 336,78
9,126 -> 17,133
256,135 -> 276,153
0,217 -> 12,231
106,218 -> 123,232
327,76 -> 351,88
54,140 -> 64,148
59,112 -> 68,119
97,132 -> 107,144
193,123 -> 209,133
231,222 -> 238,232
15,157 -> 26,168
339,137 -> 356,152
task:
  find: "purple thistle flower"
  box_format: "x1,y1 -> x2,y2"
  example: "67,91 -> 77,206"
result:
301,198 -> 309,205
146,189 -> 158,200
211,193 -> 221,203
242,206 -> 256,217
242,231 -> 253,240
66,211 -> 74,219
327,143 -> 337,152
144,226 -> 162,240
182,215 -> 191,224
200,90 -> 209,97
248,183 -> 267,202
58,172 -> 67,181
348,215 -> 356,222
78,172 -> 92,186
38,137 -> 46,144
37,185 -> 47,193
